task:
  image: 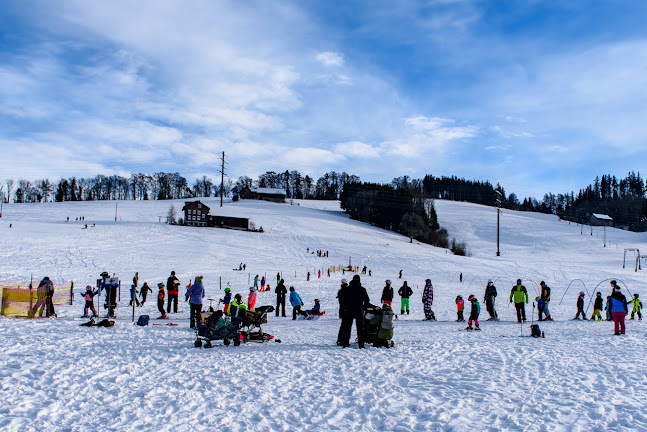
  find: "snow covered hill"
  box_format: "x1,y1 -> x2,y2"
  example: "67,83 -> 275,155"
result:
1,198 -> 646,431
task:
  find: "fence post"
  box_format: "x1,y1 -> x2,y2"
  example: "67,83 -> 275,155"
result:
70,281 -> 74,305
118,281 -> 121,301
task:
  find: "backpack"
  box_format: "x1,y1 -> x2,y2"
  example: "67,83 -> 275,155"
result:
530,324 -> 541,338
381,312 -> 394,330
136,315 -> 150,326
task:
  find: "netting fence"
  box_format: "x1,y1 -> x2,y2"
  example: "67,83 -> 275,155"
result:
0,281 -> 73,317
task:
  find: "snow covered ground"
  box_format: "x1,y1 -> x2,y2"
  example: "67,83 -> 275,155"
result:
1,197 -> 646,431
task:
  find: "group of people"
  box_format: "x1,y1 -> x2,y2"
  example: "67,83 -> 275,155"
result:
573,280 -> 641,335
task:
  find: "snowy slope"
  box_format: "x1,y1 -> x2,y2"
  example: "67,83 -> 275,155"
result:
1,198 -> 646,432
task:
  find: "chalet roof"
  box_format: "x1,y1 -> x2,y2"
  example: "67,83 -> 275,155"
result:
182,200 -> 211,212
591,213 -> 613,221
253,188 -> 286,196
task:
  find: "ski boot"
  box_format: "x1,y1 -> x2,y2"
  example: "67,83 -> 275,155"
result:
475,325 -> 481,331
465,325 -> 473,331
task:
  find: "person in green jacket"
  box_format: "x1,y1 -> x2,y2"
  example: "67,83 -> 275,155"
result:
509,279 -> 529,323
628,294 -> 642,320
369,303 -> 395,348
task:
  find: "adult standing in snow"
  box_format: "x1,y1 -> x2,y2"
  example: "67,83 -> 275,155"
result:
289,286 -> 307,320
336,278 -> 349,345
539,281 -> 552,321
101,272 -> 117,318
186,276 -> 205,329
254,275 -> 259,290
338,275 -> 370,348
398,281 -> 413,315
166,271 -> 180,314
39,276 -> 56,317
275,279 -> 287,317
381,280 -> 394,307
509,279 -> 528,323
609,285 -> 628,335
422,279 -> 436,321
484,279 -> 498,321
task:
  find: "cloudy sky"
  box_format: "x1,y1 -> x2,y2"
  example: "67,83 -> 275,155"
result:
1,0 -> 647,198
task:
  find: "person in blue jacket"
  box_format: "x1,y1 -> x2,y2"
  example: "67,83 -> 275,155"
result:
609,283 -> 628,335
289,286 -> 308,320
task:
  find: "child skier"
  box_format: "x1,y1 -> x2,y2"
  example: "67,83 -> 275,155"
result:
628,294 -> 643,320
82,285 -> 98,317
590,292 -> 603,321
455,295 -> 465,322
221,287 -> 232,315
574,292 -> 586,319
248,286 -> 257,310
157,282 -> 167,319
139,282 -> 152,306
466,294 -> 480,330
605,296 -> 612,321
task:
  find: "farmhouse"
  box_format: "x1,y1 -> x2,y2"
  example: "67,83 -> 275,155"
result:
182,201 -> 209,227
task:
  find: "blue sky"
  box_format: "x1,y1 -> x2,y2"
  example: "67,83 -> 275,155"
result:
1,0 -> 647,199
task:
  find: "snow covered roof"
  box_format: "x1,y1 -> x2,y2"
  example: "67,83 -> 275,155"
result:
253,188 -> 286,196
591,213 -> 613,221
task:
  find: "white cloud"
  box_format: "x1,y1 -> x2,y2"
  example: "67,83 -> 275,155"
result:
316,51 -> 344,67
333,141 -> 381,158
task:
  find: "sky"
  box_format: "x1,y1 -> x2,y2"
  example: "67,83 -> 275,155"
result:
1,0 -> 647,199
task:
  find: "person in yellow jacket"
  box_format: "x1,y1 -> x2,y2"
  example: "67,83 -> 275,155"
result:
509,279 -> 529,323
228,293 -> 248,317
628,294 -> 643,320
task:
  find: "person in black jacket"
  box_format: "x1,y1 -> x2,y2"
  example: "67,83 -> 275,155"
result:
397,281 -> 413,315
484,279 -> 498,321
381,280 -> 394,307
337,278 -> 349,345
338,275 -> 370,348
275,279 -> 287,317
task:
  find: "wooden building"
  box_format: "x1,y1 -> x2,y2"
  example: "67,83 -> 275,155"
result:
182,201 -> 210,227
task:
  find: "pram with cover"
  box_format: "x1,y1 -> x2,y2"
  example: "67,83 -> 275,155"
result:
363,304 -> 395,348
194,315 -> 242,348
231,305 -> 275,343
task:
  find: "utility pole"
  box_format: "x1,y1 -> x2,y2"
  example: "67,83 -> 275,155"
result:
115,202 -> 118,222
495,184 -> 502,257
220,151 -> 225,208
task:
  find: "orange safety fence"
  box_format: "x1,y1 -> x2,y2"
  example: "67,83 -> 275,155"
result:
0,281 -> 73,317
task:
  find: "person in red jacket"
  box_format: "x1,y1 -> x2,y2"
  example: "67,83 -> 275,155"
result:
157,283 -> 167,319
166,271 -> 180,314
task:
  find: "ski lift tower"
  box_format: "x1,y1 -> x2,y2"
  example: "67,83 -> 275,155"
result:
623,248 -> 642,272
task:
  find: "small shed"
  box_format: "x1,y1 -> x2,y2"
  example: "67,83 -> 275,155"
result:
182,201 -> 210,227
254,187 -> 286,203
590,213 -> 613,227
239,187 -> 257,200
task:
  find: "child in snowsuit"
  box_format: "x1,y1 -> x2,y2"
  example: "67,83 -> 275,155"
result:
139,282 -> 152,306
305,299 -> 321,315
605,296 -> 612,321
398,281 -> 413,315
466,294 -> 480,330
590,292 -> 603,320
221,287 -> 232,315
248,287 -> 257,310
574,292 -> 586,319
261,276 -> 266,291
129,284 -> 140,307
455,295 -> 465,322
628,294 -> 642,320
82,285 -> 98,317
422,279 -> 436,320
157,283 -> 167,319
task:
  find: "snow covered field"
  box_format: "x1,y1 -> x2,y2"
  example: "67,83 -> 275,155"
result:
1,197 -> 647,432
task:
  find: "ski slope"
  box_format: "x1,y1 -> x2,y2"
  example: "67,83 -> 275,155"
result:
1,197 -> 646,432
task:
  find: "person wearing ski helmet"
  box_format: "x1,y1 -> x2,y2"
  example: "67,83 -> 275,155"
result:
455,295 -> 465,322
422,279 -> 436,321
539,281 -> 553,321
484,279 -> 498,321
609,284 -> 628,335
221,287 -> 232,315
574,292 -> 586,320
466,294 -> 481,330
590,292 -> 604,321
509,279 -> 528,323
381,280 -> 394,307
628,293 -> 642,320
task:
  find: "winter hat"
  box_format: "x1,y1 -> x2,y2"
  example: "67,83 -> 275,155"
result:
425,279 -> 431,283
517,279 -> 522,284
158,282 -> 164,288
535,296 -> 540,301
289,286 -> 295,291
341,278 -> 348,284
487,279 -> 493,284
579,291 -> 585,296
596,292 -> 602,296
85,285 -> 92,290
224,287 -> 231,293
100,271 -> 109,278
385,280 -> 391,285
540,281 -> 546,287
456,295 -> 462,299
610,280 -> 617,285
468,294 -> 476,302
314,299 -> 320,303
195,276 -> 203,283
250,286 -> 256,292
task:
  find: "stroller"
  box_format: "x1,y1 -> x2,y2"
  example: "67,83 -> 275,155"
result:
363,304 -> 395,348
233,305 -> 276,343
194,313 -> 242,348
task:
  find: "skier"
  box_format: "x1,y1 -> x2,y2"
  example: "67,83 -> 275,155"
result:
369,303 -> 395,348
307,272 -> 310,281
609,285 -> 628,335
466,294 -> 481,330
539,281 -> 553,321
484,279 -> 498,321
157,282 -> 167,319
398,281 -> 413,315
509,279 -> 528,323
381,280 -> 394,307
628,294 -> 643,320
338,275 -> 370,348
289,286 -> 307,320
82,285 -> 98,317
398,270 -> 402,279
139,282 -> 152,306
590,292 -> 604,320
275,279 -> 287,317
221,287 -> 232,315
248,286 -> 257,310
422,279 -> 436,321
166,271 -> 180,314
186,276 -> 205,329
574,292 -> 586,319
455,295 -> 465,322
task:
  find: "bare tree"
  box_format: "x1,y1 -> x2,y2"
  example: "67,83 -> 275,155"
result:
6,179 -> 14,203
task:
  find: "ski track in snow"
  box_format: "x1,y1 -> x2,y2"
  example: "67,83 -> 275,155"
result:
1,197 -> 647,431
